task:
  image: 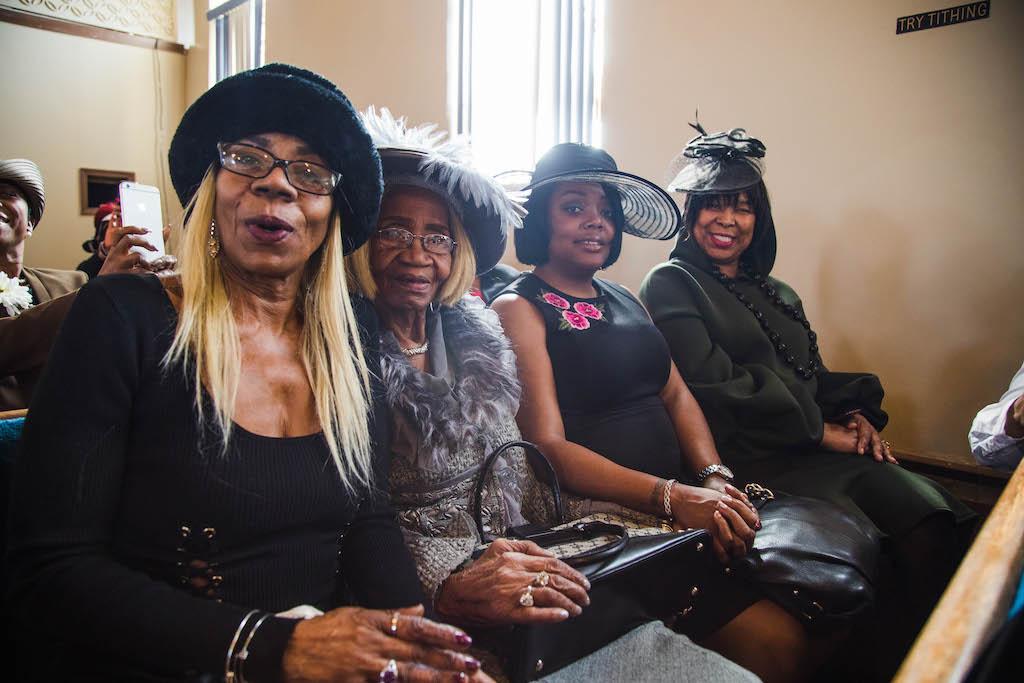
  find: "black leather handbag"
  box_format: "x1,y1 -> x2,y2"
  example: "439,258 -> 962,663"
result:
472,441 -> 714,682
735,483 -> 881,633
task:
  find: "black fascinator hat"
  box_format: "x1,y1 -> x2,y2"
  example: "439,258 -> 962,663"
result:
524,143 -> 681,241
666,120 -> 766,194
168,63 -> 381,254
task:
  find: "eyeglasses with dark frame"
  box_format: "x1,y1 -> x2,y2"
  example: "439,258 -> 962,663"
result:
216,142 -> 342,196
375,226 -> 457,254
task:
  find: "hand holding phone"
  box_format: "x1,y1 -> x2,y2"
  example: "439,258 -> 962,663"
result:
118,182 -> 166,264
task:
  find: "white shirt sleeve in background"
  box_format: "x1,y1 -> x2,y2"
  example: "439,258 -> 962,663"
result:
969,361 -> 1024,471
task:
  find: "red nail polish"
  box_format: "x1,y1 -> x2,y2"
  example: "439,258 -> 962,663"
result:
455,632 -> 472,646
464,657 -> 480,672
452,673 -> 466,683
755,522 -> 761,530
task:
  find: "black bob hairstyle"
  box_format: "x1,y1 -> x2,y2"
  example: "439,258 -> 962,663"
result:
514,182 -> 625,269
680,179 -> 776,276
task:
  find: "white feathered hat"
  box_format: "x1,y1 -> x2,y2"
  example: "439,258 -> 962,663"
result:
359,106 -> 523,274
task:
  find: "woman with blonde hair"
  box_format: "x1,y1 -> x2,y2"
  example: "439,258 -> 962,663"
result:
7,65 -> 488,682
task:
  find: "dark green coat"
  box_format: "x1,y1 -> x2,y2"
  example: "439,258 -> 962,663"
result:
640,237 -> 885,473
640,235 -> 971,539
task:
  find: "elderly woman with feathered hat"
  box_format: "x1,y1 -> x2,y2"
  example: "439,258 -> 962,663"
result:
7,66 -> 489,682
346,108 -> 758,682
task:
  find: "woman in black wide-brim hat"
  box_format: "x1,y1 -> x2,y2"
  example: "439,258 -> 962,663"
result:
492,143 -> 821,682
7,64 -> 488,682
640,124 -> 977,679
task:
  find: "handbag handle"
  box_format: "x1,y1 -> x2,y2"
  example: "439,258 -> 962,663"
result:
520,520 -> 629,567
473,440 -> 563,539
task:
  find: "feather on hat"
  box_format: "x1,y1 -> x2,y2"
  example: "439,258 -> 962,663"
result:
359,106 -> 523,274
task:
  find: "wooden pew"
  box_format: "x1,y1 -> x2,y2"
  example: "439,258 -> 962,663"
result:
894,446 -> 1011,517
894,459 -> 1024,682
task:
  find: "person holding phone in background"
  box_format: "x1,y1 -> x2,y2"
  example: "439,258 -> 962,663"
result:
0,159 -> 174,410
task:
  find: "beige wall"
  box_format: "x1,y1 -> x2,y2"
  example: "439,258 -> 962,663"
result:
8,1 -> 1022,458
265,0 -> 449,128
0,22 -> 186,271
596,0 -> 1024,457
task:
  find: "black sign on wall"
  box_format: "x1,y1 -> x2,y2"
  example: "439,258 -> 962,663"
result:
897,1 -> 991,34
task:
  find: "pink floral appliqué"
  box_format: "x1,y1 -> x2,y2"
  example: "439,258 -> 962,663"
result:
542,292 -> 571,310
573,301 -> 602,320
562,310 -> 591,330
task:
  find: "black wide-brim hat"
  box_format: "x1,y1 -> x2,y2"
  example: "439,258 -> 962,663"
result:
524,143 -> 680,240
378,149 -> 508,274
168,63 -> 381,254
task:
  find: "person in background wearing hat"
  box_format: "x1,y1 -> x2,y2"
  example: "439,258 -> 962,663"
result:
0,158 -> 85,305
640,123 -> 976,679
346,109 -> 757,682
492,142 -> 820,682
76,200 -> 117,278
7,66 -> 489,683
0,160 -> 168,410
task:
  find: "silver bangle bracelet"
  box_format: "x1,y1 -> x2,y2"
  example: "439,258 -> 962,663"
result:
235,612 -> 271,683
663,479 -> 677,519
225,610 -> 260,683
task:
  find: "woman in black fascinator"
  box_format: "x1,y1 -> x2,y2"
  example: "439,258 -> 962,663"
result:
641,121 -> 977,679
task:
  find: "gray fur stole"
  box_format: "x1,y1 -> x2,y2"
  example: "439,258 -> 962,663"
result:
379,295 -> 521,471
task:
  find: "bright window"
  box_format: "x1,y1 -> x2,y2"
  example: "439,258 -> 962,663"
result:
452,0 -> 606,176
208,0 -> 266,85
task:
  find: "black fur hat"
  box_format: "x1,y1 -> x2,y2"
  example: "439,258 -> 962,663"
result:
168,63 -> 381,254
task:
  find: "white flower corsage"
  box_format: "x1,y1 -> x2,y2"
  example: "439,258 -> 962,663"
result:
0,271 -> 34,316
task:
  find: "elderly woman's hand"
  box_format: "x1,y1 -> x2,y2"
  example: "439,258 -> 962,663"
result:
670,484 -> 758,564
821,417 -> 896,464
435,539 -> 591,628
281,604 -> 488,683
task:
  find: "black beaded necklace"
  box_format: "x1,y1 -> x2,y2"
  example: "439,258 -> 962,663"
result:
711,263 -> 822,381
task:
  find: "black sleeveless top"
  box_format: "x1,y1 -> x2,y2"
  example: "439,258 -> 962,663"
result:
500,273 -> 682,480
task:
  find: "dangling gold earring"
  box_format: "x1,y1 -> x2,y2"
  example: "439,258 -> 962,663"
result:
207,219 -> 220,258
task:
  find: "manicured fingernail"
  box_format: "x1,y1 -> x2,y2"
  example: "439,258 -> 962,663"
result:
455,632 -> 472,646
463,657 -> 480,672
452,673 -> 466,683
755,521 -> 761,530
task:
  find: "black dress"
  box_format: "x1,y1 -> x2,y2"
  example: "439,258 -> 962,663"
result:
500,273 -> 759,637
502,273 -> 682,481
6,274 -> 424,681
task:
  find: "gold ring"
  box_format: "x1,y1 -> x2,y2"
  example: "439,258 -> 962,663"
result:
518,585 -> 535,607
389,611 -> 399,634
534,571 -> 550,588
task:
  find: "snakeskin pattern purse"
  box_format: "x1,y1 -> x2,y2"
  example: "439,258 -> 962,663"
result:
471,441 -> 712,682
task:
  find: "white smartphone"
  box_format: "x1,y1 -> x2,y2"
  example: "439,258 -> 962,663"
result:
118,181 -> 166,264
